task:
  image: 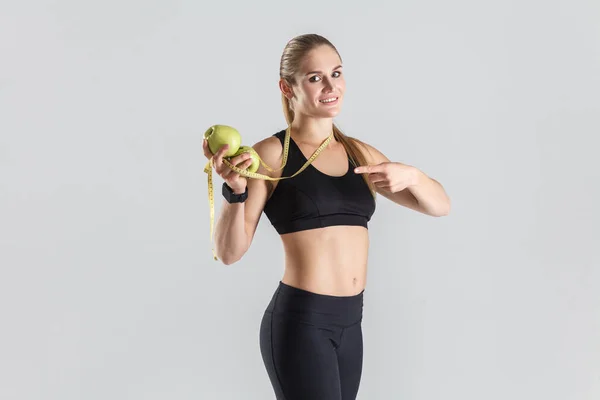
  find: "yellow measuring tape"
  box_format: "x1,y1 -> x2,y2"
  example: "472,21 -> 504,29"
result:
203,125 -> 333,261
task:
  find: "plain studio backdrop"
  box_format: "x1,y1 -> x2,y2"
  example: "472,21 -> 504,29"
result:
1,1 -> 599,399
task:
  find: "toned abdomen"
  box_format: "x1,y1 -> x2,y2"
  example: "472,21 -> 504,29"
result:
279,225 -> 370,296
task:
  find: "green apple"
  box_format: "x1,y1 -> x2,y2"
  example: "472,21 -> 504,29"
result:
230,145 -> 260,174
204,124 -> 241,157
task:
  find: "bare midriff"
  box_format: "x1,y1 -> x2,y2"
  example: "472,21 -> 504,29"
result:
279,225 -> 369,296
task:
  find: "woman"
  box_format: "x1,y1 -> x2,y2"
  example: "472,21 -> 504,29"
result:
202,34 -> 450,400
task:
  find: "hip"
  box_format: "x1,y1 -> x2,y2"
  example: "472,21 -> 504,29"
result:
263,280 -> 364,328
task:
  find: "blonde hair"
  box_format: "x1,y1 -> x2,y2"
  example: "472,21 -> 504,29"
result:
279,34 -> 376,196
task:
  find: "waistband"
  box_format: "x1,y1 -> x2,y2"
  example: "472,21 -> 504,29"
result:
265,281 -> 364,327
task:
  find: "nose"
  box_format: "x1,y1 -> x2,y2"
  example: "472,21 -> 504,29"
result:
322,78 -> 334,93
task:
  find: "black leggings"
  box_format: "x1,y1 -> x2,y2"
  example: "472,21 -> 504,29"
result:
259,281 -> 365,400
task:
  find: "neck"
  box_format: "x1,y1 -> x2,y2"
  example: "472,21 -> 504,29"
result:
289,114 -> 335,145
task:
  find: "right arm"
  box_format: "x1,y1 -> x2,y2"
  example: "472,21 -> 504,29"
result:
202,136 -> 282,265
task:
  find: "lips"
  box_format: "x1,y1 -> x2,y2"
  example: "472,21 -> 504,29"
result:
319,96 -> 339,104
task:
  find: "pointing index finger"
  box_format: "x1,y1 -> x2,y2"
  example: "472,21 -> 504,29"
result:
354,164 -> 376,174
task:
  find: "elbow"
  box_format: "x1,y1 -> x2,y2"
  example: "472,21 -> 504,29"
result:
433,200 -> 451,217
434,209 -> 450,217
220,253 -> 242,265
215,242 -> 248,265
422,198 -> 451,217
214,230 -> 250,265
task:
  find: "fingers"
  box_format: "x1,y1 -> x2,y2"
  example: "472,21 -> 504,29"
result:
214,144 -> 230,164
202,139 -> 229,160
374,182 -> 392,191
355,163 -> 389,175
367,172 -> 387,184
228,152 -> 251,167
202,139 -> 213,159
354,165 -> 377,174
222,157 -> 253,179
203,141 -> 254,182
209,144 -> 230,172
219,152 -> 248,176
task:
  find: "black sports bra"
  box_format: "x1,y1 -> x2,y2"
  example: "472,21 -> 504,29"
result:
263,129 -> 376,235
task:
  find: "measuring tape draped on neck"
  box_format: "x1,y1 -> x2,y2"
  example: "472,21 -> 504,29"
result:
203,125 -> 333,261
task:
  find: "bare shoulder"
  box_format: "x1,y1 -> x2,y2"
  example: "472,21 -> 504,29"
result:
250,133 -> 285,197
252,135 -> 283,168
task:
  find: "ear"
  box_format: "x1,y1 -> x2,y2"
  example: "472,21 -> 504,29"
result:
279,79 -> 294,99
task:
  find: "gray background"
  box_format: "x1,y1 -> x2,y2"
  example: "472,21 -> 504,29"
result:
1,1 -> 599,399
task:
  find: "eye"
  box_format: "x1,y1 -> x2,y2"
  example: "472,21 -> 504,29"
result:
309,71 -> 342,82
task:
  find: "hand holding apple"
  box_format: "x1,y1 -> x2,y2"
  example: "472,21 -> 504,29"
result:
231,145 -> 260,173
203,125 -> 260,193
202,140 -> 253,194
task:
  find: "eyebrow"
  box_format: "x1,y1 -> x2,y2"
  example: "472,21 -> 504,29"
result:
305,65 -> 343,76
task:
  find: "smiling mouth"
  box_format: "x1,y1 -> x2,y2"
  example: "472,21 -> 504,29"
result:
319,97 -> 338,103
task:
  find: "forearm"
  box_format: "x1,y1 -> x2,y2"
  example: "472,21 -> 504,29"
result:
214,200 -> 248,264
408,168 -> 451,216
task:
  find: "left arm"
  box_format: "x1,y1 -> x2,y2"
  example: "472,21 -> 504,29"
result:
353,140 -> 451,217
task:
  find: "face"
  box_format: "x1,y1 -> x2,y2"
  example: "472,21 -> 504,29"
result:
282,45 -> 346,118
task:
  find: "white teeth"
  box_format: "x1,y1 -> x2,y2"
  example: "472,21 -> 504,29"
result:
320,97 -> 338,103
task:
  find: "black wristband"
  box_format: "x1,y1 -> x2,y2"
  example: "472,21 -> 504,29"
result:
222,182 -> 248,203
